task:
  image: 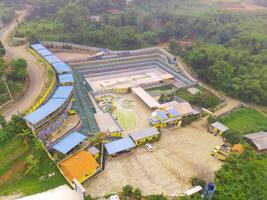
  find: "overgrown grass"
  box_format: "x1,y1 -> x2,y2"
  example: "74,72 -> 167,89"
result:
0,136 -> 65,196
176,86 -> 222,109
219,107 -> 267,135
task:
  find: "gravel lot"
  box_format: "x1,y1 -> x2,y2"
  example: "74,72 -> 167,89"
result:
85,119 -> 223,197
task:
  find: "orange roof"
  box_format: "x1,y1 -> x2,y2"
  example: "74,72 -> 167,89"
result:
232,144 -> 244,154
59,151 -> 99,183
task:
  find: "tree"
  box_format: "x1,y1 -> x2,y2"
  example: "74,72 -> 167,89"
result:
122,185 -> 133,197
19,128 -> 33,145
25,155 -> 40,176
133,188 -> 142,200
0,115 -> 7,128
169,38 -> 183,56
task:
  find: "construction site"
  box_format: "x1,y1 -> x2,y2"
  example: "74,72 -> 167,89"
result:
20,41 -> 224,197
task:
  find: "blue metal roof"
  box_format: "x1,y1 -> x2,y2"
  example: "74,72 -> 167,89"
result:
156,111 -> 168,120
31,44 -> 45,51
52,131 -> 87,154
167,108 -> 179,117
37,49 -> 53,57
58,74 -> 74,84
44,55 -> 61,64
52,86 -> 74,99
52,62 -> 71,74
24,98 -> 66,125
104,137 -> 136,155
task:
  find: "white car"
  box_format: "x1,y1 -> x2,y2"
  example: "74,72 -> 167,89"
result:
145,143 -> 153,152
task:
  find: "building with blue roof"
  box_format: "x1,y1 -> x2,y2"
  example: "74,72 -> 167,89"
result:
52,131 -> 87,154
24,98 -> 66,126
52,86 -> 74,99
104,137 -> 136,155
58,74 -> 74,85
52,62 -> 71,74
31,44 -> 45,51
167,108 -> 179,118
44,55 -> 61,64
37,49 -> 53,57
156,111 -> 168,121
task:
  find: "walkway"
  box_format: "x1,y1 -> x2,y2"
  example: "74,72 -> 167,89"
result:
0,10 -> 46,120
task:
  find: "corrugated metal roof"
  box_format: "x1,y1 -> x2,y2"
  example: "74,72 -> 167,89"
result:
244,131 -> 267,151
211,121 -> 229,132
58,74 -> 74,84
37,49 -> 53,57
88,146 -> 99,155
24,98 -> 66,125
44,55 -> 61,64
129,127 -> 159,141
52,131 -> 87,154
104,137 -> 136,155
52,62 -> 71,74
53,86 -> 74,99
132,87 -> 160,109
31,44 -> 45,50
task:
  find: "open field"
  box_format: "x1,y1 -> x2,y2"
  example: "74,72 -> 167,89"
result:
85,121 -> 223,197
219,107 -> 267,135
0,136 -> 65,196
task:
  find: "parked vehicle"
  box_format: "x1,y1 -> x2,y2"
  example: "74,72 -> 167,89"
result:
145,143 -> 153,152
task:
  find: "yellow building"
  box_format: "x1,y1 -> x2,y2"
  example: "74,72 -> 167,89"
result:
210,121 -> 229,136
129,127 -> 160,145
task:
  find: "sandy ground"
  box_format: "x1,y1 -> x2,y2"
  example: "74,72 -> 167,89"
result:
16,185 -> 83,200
0,11 -> 46,120
54,52 -> 96,63
85,120 -> 223,197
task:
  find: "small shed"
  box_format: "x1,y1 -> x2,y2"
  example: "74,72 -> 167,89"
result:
244,131 -> 267,151
88,146 -> 100,158
104,137 -> 136,156
129,127 -> 160,145
210,121 -> 229,135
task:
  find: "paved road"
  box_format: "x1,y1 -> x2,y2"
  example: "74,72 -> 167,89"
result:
0,11 -> 46,121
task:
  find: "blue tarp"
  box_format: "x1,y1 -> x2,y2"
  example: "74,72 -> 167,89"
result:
24,99 -> 66,125
167,108 -> 179,117
31,44 -> 45,51
52,86 -> 74,99
44,55 -> 61,64
52,131 -> 87,154
58,74 -> 74,84
37,49 -> 53,57
104,137 -> 136,155
156,111 -> 168,120
52,62 -> 71,74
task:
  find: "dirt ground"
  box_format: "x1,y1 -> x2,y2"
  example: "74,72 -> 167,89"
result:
85,120 -> 223,197
55,52 -> 96,63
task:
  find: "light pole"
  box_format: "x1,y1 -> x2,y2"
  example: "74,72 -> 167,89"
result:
1,76 -> 14,103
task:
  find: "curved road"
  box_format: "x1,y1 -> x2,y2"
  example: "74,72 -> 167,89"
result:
0,11 -> 46,121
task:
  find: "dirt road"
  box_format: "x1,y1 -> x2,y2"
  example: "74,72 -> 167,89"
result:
0,11 -> 46,121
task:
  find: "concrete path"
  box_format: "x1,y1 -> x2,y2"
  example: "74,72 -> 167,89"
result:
0,11 -> 46,120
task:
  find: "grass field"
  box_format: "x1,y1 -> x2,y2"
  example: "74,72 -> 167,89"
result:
0,136 -> 65,196
219,107 -> 267,135
145,85 -> 175,97
113,109 -> 136,131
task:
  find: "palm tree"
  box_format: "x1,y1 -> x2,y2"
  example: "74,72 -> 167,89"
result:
19,128 -> 33,145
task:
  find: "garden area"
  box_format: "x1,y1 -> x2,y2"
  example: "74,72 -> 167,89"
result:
0,115 -> 65,196
219,107 -> 267,135
175,86 -> 223,110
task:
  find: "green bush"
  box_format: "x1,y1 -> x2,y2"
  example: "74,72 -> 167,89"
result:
191,177 -> 206,188
122,185 -> 133,197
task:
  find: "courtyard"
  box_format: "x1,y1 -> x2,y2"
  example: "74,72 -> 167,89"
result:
85,120 -> 223,197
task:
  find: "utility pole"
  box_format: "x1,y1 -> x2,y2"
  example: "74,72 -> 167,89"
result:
1,76 -> 14,103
